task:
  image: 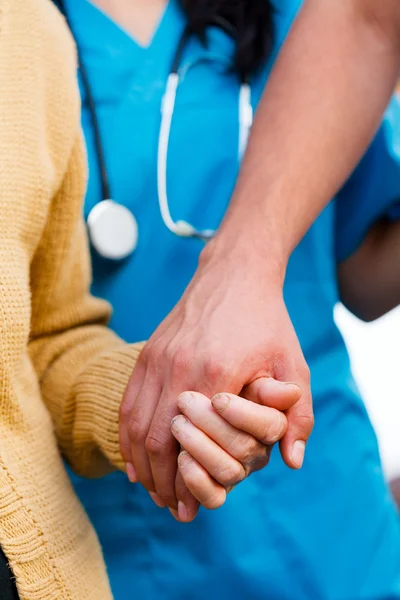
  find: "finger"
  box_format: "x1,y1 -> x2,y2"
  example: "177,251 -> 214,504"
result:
178,451 -> 227,510
119,357 -> 147,470
242,377 -> 301,411
178,392 -> 268,468
279,386 -> 314,470
127,373 -> 162,492
171,469 -> 200,523
171,415 -> 246,488
211,393 -> 287,445
146,387 -> 181,509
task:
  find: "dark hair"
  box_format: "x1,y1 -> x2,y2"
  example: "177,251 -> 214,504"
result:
178,0 -> 275,79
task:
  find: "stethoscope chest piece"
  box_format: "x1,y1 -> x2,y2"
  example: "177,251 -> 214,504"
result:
58,0 -> 253,257
87,199 -> 138,260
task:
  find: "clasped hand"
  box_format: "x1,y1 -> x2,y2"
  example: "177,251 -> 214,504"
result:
121,377 -> 302,522
119,243 -> 314,522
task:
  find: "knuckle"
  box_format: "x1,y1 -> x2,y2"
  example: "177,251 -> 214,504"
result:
137,345 -> 149,364
297,412 -> 315,437
144,434 -> 165,457
203,489 -> 226,510
202,355 -> 228,387
161,341 -> 176,364
244,440 -> 265,463
127,418 -> 147,444
138,341 -> 160,367
119,399 -> 132,423
262,414 -> 286,444
145,343 -> 165,372
159,490 -> 177,508
145,428 -> 175,457
235,434 -> 261,463
247,453 -> 271,475
170,347 -> 192,378
216,462 -> 245,487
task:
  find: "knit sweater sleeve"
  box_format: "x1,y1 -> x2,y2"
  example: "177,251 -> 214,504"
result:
29,131 -> 144,478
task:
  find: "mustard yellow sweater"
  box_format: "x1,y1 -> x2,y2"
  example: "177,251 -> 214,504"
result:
0,1 -> 143,598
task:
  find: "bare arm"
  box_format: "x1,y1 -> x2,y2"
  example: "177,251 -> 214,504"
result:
338,219 -> 400,322
213,0 -> 400,269
120,0 -> 400,515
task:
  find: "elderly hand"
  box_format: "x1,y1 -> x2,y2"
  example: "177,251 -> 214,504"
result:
168,379 -> 301,520
119,241 -> 313,516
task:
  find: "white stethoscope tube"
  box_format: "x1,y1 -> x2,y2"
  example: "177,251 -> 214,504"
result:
238,83 -> 253,161
59,0 -> 254,259
157,72 -> 253,241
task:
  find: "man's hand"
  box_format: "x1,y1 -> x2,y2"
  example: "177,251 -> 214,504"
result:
119,242 -> 313,514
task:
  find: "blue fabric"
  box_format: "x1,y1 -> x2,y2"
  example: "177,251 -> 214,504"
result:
336,97 -> 400,262
388,204 -> 400,221
62,1 -> 400,598
389,203 -> 400,219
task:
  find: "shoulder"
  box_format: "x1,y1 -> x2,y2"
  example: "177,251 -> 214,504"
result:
1,0 -> 76,64
0,0 -> 81,178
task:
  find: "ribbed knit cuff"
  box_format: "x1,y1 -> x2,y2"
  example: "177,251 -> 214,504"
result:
73,342 -> 145,475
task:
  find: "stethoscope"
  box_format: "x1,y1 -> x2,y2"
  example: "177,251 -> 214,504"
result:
57,1 -> 253,260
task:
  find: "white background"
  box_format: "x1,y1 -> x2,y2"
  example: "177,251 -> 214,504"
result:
335,305 -> 400,480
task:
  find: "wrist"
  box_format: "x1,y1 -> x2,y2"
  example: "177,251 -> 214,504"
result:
200,227 -> 288,290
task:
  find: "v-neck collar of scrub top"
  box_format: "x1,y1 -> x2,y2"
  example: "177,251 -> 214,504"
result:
63,0 -> 186,92
63,0 -> 238,105
64,0 -> 178,56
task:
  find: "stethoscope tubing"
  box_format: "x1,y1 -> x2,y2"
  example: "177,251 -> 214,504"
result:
55,0 -> 253,257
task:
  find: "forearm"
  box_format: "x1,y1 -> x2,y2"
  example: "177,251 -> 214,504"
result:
29,131 -> 145,477
338,220 -> 400,322
212,0 -> 400,274
31,329 -> 144,477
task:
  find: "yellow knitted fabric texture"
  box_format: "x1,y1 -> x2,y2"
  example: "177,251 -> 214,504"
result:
0,1 -> 143,597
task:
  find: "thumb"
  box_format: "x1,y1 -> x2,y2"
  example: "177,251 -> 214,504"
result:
242,377 -> 301,411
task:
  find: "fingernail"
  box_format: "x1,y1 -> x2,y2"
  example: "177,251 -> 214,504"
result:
150,492 -> 166,508
281,381 -> 301,390
178,451 -> 193,470
178,501 -> 189,522
282,382 -> 302,400
178,392 -> 194,411
171,415 -> 186,433
291,441 -> 306,469
268,380 -> 301,396
212,394 -> 229,412
126,463 -> 137,483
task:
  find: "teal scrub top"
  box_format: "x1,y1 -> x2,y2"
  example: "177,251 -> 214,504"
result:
61,1 -> 400,598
